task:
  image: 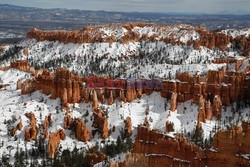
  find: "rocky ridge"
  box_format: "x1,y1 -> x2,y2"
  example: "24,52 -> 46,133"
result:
111,121 -> 250,167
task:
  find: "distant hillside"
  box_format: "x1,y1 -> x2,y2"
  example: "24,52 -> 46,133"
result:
0,4 -> 250,44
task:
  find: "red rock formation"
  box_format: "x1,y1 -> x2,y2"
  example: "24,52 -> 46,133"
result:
170,92 -> 177,112
43,114 -> 50,129
8,58 -> 247,114
213,58 -> 244,71
64,114 -> 73,129
213,95 -> 222,118
48,129 -> 66,158
7,58 -> 249,124
108,91 -> 114,105
10,60 -> 29,71
11,119 -> 23,136
16,79 -> 22,90
24,112 -> 38,141
114,122 -> 250,167
44,128 -> 48,139
206,121 -> 250,167
125,116 -> 132,137
221,85 -> 231,106
42,114 -> 52,138
87,152 -> 107,166
92,109 -> 109,139
26,23 -> 249,55
197,96 -> 206,126
92,90 -> 99,110
131,126 -> 204,167
63,114 -> 90,142
21,79 -> 36,94
205,100 -> 212,120
166,121 -> 174,132
25,125 -> 38,142
143,117 -> 150,129
0,46 -> 4,52
73,118 -> 91,142
50,68 -> 81,105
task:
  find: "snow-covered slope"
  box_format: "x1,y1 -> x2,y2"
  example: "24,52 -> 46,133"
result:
0,24 -> 249,79
221,28 -> 250,38
0,68 -> 249,161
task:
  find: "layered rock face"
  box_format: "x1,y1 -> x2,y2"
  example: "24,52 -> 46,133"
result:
213,58 -> 244,71
113,122 -> 250,167
50,68 -> 81,105
26,23 -> 249,55
20,79 -> 36,94
120,126 -> 204,167
10,60 -> 30,71
206,121 -> 250,167
12,60 -> 249,126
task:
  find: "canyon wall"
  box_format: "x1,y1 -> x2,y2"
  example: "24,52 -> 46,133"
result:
4,60 -> 250,160
26,23 -> 250,55
10,59 -> 249,125
111,122 -> 250,167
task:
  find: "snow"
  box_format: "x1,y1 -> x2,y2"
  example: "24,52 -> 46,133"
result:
221,28 -> 250,38
235,153 -> 250,160
209,147 -> 219,153
0,39 -> 238,79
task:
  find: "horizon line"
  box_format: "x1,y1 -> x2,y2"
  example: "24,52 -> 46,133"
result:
1,3 -> 250,16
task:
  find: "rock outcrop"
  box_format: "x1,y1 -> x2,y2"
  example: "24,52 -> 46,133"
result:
165,121 -> 174,132
206,121 -> 250,167
169,92 -> 177,112
113,122 -> 250,167
92,90 -> 99,110
24,112 -> 38,141
213,95 -> 222,118
87,152 -> 107,166
73,118 -> 91,142
20,79 -> 36,94
48,129 -> 66,158
124,116 -> 132,137
63,114 -> 91,142
10,60 -> 30,71
43,114 -> 52,138
11,119 -> 23,136
127,126 -> 204,167
92,109 -> 109,139
26,23 -> 249,55
10,59 -> 248,123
